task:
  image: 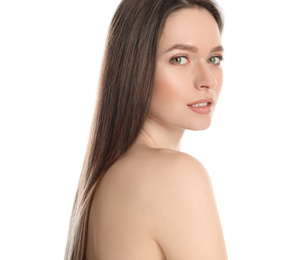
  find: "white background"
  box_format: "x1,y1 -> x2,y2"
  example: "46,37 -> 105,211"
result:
0,0 -> 296,259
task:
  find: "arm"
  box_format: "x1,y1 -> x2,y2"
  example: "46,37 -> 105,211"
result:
151,152 -> 227,260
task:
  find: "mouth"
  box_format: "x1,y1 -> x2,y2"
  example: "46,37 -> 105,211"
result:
188,102 -> 212,108
187,98 -> 214,107
187,98 -> 214,114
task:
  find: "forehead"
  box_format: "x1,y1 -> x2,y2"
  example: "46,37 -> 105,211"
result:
158,8 -> 221,52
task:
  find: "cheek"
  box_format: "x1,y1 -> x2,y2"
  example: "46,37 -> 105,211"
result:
150,66 -> 188,118
152,66 -> 189,104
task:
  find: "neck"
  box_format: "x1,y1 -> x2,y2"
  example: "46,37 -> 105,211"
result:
139,117 -> 185,151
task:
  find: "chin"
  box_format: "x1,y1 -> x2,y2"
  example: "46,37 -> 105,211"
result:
186,119 -> 212,131
187,125 -> 211,131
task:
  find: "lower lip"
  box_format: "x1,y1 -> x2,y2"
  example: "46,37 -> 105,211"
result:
188,103 -> 213,114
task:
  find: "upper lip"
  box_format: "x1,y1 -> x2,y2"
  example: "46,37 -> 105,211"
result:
187,98 -> 214,106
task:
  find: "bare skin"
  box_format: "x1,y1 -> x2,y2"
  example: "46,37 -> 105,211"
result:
87,8 -> 227,260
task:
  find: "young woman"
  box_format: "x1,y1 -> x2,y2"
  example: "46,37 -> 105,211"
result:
65,0 -> 227,259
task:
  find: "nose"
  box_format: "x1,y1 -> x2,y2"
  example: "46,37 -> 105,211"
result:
194,62 -> 217,90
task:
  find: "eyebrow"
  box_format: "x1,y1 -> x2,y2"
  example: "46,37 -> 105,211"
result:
165,44 -> 198,53
164,44 -> 224,53
210,45 -> 224,53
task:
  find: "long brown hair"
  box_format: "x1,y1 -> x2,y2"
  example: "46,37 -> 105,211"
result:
65,0 -> 223,259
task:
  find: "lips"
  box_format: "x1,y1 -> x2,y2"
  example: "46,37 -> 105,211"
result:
187,98 -> 214,107
187,98 -> 214,114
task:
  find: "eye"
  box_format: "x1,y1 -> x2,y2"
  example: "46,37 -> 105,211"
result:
207,56 -> 224,65
171,56 -> 188,65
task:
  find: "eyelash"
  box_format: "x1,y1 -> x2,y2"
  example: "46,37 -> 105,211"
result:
208,55 -> 224,65
170,55 -> 224,65
170,55 -> 189,65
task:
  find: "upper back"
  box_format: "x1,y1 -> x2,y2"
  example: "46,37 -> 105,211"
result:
86,141 -> 171,260
86,138 -> 227,260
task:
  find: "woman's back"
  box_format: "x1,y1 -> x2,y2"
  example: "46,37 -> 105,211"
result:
86,135 -> 168,260
86,134 -> 227,260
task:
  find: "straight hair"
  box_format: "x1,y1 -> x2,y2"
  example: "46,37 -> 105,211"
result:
65,0 -> 223,259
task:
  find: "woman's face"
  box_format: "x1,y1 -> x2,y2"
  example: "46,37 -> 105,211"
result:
149,8 -> 223,131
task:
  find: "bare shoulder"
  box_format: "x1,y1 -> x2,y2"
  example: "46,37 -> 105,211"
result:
144,148 -> 214,212
152,149 -> 209,179
135,148 -> 212,196
146,149 -> 228,260
93,148 -> 211,220
106,146 -> 207,185
107,147 -> 211,202
90,147 -> 227,259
